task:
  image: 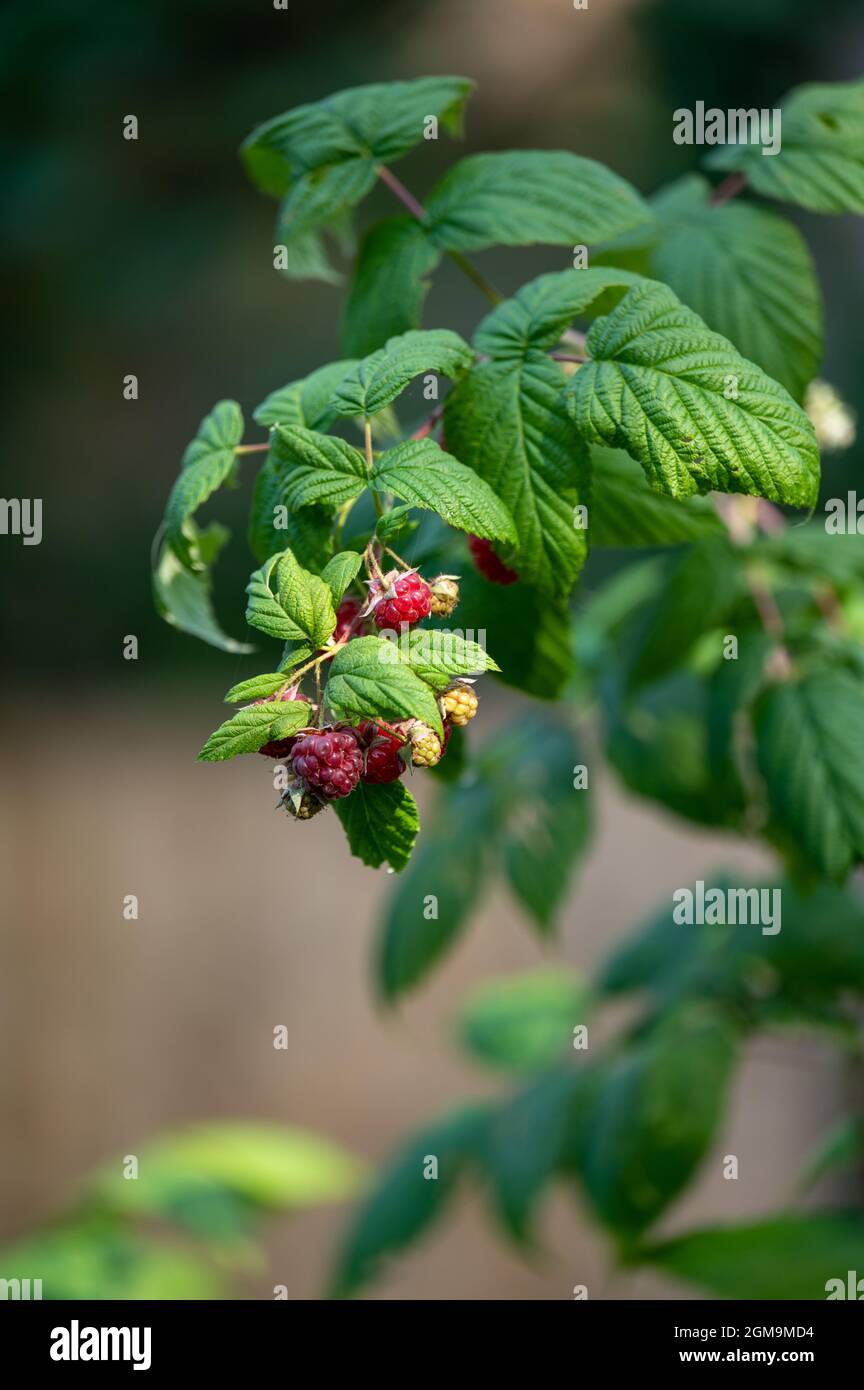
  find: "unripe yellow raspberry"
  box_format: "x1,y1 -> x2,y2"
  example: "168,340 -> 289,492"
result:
441,681 -> 478,726
408,721 -> 444,767
429,575 -> 460,617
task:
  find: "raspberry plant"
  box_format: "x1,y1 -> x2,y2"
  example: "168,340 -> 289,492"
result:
154,76 -> 864,1299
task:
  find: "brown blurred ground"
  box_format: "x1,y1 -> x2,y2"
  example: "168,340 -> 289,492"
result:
0,690 -> 845,1299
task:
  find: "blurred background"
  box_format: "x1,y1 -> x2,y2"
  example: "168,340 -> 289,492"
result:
1,0 -> 863,1298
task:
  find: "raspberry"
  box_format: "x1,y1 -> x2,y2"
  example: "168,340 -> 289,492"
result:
257,688 -> 310,759
407,721 -> 444,768
334,595 -> 362,642
290,727 -> 363,799
467,534 -> 519,586
441,681 -> 478,727
429,575 -> 460,617
358,720 -> 406,784
369,569 -> 432,630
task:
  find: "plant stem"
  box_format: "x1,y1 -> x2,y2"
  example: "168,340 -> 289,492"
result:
235,443 -> 270,455
375,164 -> 502,307
411,403 -> 445,441
364,420 -> 384,516
710,170 -> 747,207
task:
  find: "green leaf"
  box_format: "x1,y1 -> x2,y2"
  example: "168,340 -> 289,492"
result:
90,1123 -> 364,1220
197,700 -> 311,762
801,1118 -> 864,1190
329,1105 -> 487,1299
0,1225 -> 226,1301
223,672 -> 290,703
377,778 -> 498,1000
373,438 -> 516,543
395,628 -> 499,691
248,462 -> 335,567
649,174 -> 823,401
626,537 -> 742,688
446,562 -> 574,699
246,548 -> 337,647
375,503 -> 417,546
590,447 -> 726,546
456,969 -> 587,1072
445,355 -> 590,597
242,77 -> 473,282
706,78 -> 864,214
755,669 -> 864,879
474,266 -> 643,358
267,425 -> 368,510
320,550 -> 363,605
326,635 -> 443,734
332,329 -> 474,419
568,279 -> 820,508
153,521 -> 254,655
425,152 -> 653,253
253,359 -> 357,429
644,1212 -> 864,1300
164,400 -> 244,562
579,1004 -> 738,1238
334,781 -> 420,873
342,218 -> 441,357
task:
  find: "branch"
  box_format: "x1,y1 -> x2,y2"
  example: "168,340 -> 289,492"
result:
710,170 -> 748,207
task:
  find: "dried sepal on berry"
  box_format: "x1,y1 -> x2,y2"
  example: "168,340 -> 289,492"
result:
278,777 -> 326,821
429,574 -> 460,617
441,680 -> 478,727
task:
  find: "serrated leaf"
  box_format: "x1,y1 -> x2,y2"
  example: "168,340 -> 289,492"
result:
590,447 -> 726,546
320,550 -> 363,605
253,359 -> 357,429
248,460 -> 335,567
445,355 -> 590,597
332,329 -> 474,418
447,561 -> 573,699
650,174 -> 823,401
242,77 -> 473,282
643,1212 -> 864,1300
425,151 -> 652,253
474,266 -> 643,358
342,218 -> 441,357
456,970 -> 587,1072
567,279 -> 820,507
375,504 -> 416,545
197,701 -> 310,761
626,537 -> 742,688
223,672 -> 291,703
706,78 -> 864,214
164,400 -> 244,563
245,548 -> 336,647
755,669 -> 864,879
325,635 -> 442,734
328,1105 -> 487,1300
269,426 -> 368,509
334,781 -> 420,872
153,522 -> 254,655
372,438 -> 516,543
395,628 -> 499,690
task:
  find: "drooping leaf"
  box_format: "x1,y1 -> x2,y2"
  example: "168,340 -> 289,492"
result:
334,780 -> 420,873
424,151 -> 653,253
754,668 -> 864,879
197,700 -> 311,762
328,1105 -> 488,1300
372,438 -> 516,543
445,355 -> 590,597
153,521 -> 254,655
164,400 -> 244,563
248,451 -> 335,567
325,635 -> 443,734
590,447 -> 725,546
649,174 -> 823,401
706,78 -> 864,215
566,279 -> 820,508
331,329 -> 474,419
644,1212 -> 864,1299
245,548 -> 337,647
342,218 -> 441,357
456,970 -> 587,1072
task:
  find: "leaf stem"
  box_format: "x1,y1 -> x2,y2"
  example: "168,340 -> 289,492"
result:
710,171 -> 747,207
375,164 -> 502,307
235,442 -> 270,455
411,403 -> 445,441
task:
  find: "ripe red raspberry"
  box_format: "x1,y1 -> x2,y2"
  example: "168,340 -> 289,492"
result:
369,569 -> 432,630
357,721 -> 406,784
334,595 -> 362,642
467,534 -> 519,586
257,688 -> 310,759
290,728 -> 363,799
